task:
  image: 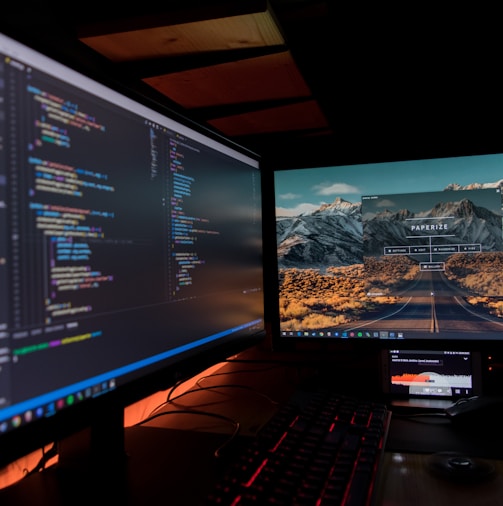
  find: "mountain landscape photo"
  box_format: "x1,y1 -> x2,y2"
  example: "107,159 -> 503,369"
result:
276,175 -> 503,332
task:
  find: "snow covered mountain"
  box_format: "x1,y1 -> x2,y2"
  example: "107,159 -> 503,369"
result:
276,190 -> 503,269
276,197 -> 363,268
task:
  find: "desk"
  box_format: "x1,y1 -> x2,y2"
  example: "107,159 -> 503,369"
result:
1,342 -> 503,505
374,453 -> 503,505
135,342 -> 503,505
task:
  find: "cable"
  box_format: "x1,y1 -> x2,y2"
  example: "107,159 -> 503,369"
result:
195,382 -> 279,404
165,363 -> 282,402
148,382 -> 278,419
392,411 -> 448,421
166,377 -> 190,403
143,363 -> 284,417
134,409 -> 240,458
22,443 -> 58,478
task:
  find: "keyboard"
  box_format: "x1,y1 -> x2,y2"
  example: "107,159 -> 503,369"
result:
206,389 -> 391,506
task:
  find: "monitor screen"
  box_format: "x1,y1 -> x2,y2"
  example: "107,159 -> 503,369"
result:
272,153 -> 503,352
0,31 -> 264,468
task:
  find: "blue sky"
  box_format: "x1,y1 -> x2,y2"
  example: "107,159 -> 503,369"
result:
274,153 -> 503,217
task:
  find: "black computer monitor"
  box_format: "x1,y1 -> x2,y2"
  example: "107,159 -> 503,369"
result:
271,153 -> 503,353
0,31 -> 265,470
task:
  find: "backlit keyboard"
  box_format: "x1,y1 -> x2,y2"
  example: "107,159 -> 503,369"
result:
206,389 -> 391,505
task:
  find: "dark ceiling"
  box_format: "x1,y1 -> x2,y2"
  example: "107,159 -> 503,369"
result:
2,2 -> 502,169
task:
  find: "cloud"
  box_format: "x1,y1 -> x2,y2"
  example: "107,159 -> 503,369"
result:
276,202 -> 319,217
313,182 -> 360,196
278,192 -> 301,200
376,198 -> 395,208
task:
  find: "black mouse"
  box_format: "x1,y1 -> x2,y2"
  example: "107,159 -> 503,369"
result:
445,396 -> 503,425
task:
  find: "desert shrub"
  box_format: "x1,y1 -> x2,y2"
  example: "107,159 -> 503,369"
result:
281,300 -> 310,320
300,313 -> 350,329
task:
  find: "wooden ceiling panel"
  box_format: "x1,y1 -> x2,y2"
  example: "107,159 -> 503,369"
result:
74,2 -> 333,151
79,11 -> 284,62
207,100 -> 329,136
143,52 -> 311,109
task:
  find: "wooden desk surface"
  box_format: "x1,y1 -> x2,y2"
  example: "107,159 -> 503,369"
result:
374,452 -> 503,506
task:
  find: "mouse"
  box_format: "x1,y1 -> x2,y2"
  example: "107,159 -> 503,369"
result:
444,396 -> 503,425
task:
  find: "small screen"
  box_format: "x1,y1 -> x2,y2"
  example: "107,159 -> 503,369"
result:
384,349 -> 478,398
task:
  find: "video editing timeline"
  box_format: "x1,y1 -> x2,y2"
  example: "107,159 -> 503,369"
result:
0,35 -> 263,431
388,350 -> 474,397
